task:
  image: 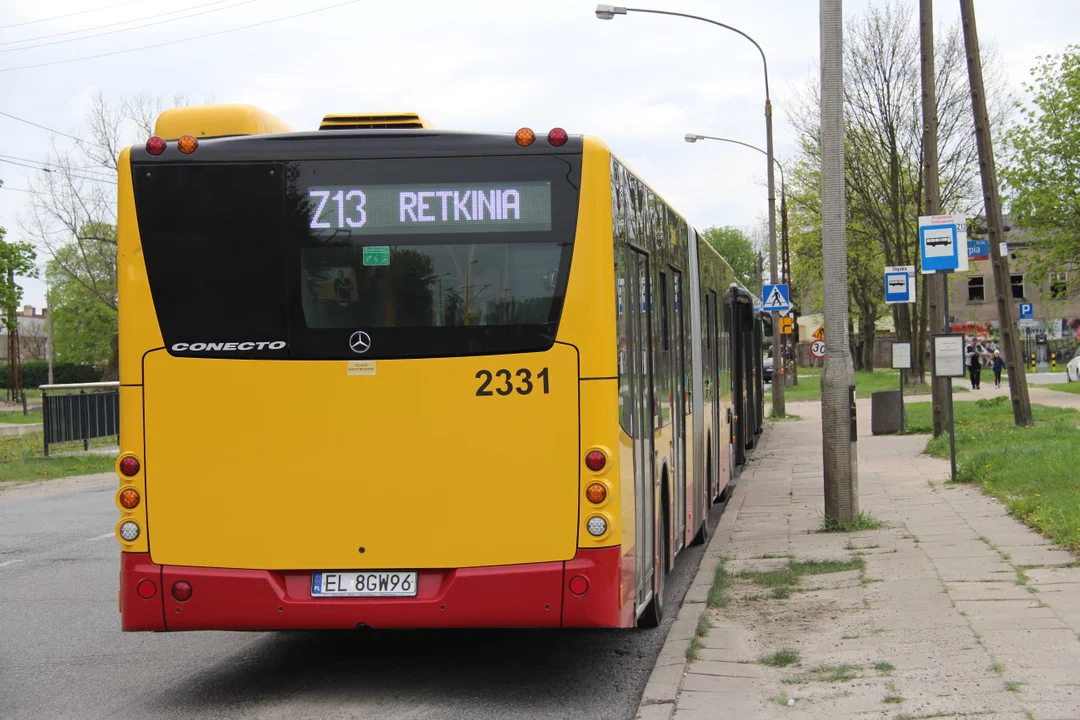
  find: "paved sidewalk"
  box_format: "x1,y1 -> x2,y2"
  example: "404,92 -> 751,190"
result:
639,396 -> 1080,720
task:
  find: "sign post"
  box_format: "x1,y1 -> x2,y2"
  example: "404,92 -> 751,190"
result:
932,333 -> 967,481
892,341 -> 912,428
921,213 -> 967,482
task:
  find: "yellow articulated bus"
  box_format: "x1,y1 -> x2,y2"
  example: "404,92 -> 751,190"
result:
113,105 -> 764,631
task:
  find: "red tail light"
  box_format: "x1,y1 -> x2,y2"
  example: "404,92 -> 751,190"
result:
172,581 -> 192,602
137,579 -> 157,600
119,456 -> 140,477
547,127 -> 568,146
145,136 -> 166,155
585,450 -> 606,472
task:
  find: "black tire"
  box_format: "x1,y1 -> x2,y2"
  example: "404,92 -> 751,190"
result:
691,449 -> 711,547
638,490 -> 669,628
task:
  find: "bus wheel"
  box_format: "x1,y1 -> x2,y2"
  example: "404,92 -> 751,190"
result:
691,449 -> 711,547
638,491 -> 669,628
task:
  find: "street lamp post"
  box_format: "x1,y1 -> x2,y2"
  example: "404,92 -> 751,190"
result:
597,5 -> 785,417
685,133 -> 794,386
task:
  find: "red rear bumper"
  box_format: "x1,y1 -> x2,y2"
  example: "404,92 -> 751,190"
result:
120,547 -> 628,631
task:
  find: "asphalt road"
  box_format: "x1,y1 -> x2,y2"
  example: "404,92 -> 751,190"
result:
0,473 -> 725,720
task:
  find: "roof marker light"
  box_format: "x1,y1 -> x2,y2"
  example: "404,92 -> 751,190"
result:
145,137 -> 166,156
547,128 -> 568,147
177,135 -> 198,154
515,128 -> 535,147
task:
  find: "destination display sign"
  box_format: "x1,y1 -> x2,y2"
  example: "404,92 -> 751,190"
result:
305,181 -> 552,235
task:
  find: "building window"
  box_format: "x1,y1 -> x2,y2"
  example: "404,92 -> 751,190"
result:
1051,272 -> 1068,299
968,277 -> 985,302
1011,274 -> 1025,299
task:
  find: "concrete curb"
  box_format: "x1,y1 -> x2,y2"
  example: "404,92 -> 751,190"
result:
633,425 -> 769,720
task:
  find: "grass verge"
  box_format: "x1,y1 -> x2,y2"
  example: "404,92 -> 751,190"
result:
737,556 -> 864,599
762,649 -> 799,667
769,370 -> 970,402
0,433 -> 116,485
904,397 -> 1080,553
821,512 -> 884,532
707,558 -> 730,608
0,409 -> 43,424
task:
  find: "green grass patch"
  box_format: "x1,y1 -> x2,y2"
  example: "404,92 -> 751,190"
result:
707,558 -> 730,608
874,662 -> 895,675
769,370 -> 970,402
0,433 -> 116,485
1004,680 -> 1024,692
0,409 -> 43,424
904,399 -> 1080,553
737,556 -> 864,600
990,663 -> 1005,676
762,649 -> 799,667
782,663 -> 861,685
686,636 -> 701,661
695,614 -> 711,637
821,512 -> 884,532
770,693 -> 791,706
884,695 -> 904,704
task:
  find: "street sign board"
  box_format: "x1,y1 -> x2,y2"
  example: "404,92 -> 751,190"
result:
812,324 -> 825,340
779,317 -> 793,335
919,214 -> 969,273
363,246 -> 391,266
891,342 -> 912,370
884,265 -> 916,304
760,283 -> 791,313
1019,302 -> 1034,320
810,339 -> 826,359
932,334 -> 967,378
967,238 -> 990,261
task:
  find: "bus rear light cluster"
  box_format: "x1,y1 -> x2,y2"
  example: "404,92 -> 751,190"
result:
118,521 -> 140,542
585,450 -> 607,472
118,488 -> 141,509
177,135 -> 199,154
145,136 -> 166,155
119,455 -> 140,477
586,483 -> 607,504
586,515 -> 608,537
171,581 -> 193,602
515,127 -> 570,147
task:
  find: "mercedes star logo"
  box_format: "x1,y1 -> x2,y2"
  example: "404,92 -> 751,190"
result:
349,330 -> 372,354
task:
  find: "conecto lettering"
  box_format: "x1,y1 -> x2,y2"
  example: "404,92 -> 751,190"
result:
171,341 -> 286,353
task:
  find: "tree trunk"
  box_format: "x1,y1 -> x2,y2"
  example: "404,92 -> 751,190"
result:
862,313 -> 876,370
101,332 -> 119,382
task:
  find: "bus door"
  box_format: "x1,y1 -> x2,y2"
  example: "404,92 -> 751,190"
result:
708,291 -> 723,498
628,250 -> 656,611
669,269 -> 687,550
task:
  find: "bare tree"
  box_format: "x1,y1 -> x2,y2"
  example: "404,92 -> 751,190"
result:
20,91 -> 190,380
787,0 -> 1008,379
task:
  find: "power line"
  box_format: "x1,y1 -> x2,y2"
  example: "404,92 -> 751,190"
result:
0,185 -> 35,194
0,158 -> 118,186
0,0 -> 236,47
2,0 -> 268,54
0,0 -> 366,73
0,110 -> 93,145
0,0 -> 147,30
0,154 -> 114,179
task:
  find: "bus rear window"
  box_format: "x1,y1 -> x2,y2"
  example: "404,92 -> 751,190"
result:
133,152 -> 580,360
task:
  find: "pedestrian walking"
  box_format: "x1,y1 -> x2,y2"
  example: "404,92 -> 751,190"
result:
966,338 -> 982,390
992,349 -> 1005,388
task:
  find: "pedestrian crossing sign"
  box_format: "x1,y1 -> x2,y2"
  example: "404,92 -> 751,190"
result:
760,283 -> 790,313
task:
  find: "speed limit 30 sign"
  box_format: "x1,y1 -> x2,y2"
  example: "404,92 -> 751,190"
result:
811,339 -> 826,359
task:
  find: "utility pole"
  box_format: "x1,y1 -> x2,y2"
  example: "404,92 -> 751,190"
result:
959,0 -> 1033,427
765,98 -> 786,418
820,0 -> 858,522
920,0 -> 949,438
46,283 -> 54,386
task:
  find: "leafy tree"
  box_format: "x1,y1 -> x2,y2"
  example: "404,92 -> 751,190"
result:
0,224 -> 38,334
700,225 -> 757,288
45,223 -> 117,366
1002,46 -> 1080,293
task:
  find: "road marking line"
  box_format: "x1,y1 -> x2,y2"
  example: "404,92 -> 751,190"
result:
88,533 -> 114,541
0,559 -> 25,568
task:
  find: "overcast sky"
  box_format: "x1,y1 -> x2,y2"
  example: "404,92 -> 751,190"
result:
1,0 -> 1076,310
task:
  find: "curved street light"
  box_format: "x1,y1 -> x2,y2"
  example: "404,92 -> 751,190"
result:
597,4 -> 785,415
